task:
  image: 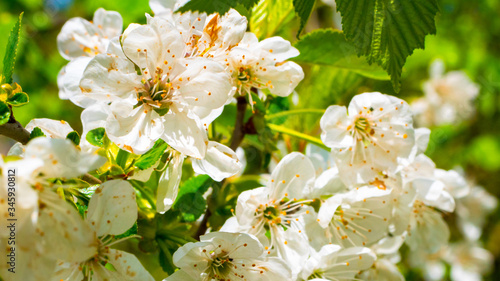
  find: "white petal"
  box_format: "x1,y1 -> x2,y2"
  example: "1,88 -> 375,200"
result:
106,249 -> 155,281
107,103 -> 164,154
37,190 -> 96,263
161,111 -> 208,158
320,105 -> 351,148
57,17 -> 103,60
92,8 -> 123,39
80,54 -> 143,103
174,58 -> 232,110
156,153 -> 184,213
86,180 -> 138,236
255,37 -> 300,62
122,17 -> 184,71
25,118 -> 74,139
192,141 -> 242,181
257,61 -> 304,97
24,138 -> 105,178
268,152 -> 316,199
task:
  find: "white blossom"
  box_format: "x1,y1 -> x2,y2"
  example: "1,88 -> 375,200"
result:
53,180 -> 154,281
166,232 -> 292,281
412,59 -> 480,126
321,92 -> 415,185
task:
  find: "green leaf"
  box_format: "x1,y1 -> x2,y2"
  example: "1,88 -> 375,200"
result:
177,0 -> 259,14
135,139 -> 169,170
336,0 -> 439,92
293,0 -> 315,38
7,92 -> 28,106
173,175 -> 213,222
0,102 -> 10,126
2,13 -> 23,84
116,148 -> 130,169
66,131 -> 80,145
293,29 -> 389,80
250,0 -> 295,39
85,127 -> 106,147
29,127 -> 46,140
175,175 -> 212,201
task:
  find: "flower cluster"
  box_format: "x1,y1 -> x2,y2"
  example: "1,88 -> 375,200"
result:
0,1 -> 495,281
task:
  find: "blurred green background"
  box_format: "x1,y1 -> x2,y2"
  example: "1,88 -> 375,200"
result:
1,0 -> 499,280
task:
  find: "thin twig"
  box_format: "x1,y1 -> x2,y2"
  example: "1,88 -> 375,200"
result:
195,96 -> 249,239
0,106 -> 30,145
82,173 -> 102,185
230,96 -> 248,151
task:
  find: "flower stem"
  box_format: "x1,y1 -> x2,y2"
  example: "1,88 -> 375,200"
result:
267,123 -> 331,151
265,108 -> 326,120
0,106 -> 30,144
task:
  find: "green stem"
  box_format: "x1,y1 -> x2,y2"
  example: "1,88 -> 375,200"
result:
267,123 -> 331,151
130,180 -> 156,209
265,108 -> 326,120
116,148 -> 130,168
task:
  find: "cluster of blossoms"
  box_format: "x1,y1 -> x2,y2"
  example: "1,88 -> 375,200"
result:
0,1 -> 495,281
411,59 -> 480,127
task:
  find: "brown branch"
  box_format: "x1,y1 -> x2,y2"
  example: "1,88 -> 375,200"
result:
82,173 -> 102,185
0,107 -> 30,145
195,96 -> 249,239
229,96 -> 248,151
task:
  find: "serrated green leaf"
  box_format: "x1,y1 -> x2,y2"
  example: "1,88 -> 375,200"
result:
177,0 -> 259,14
0,102 -> 10,126
86,127 -> 106,147
135,139 -> 169,170
2,13 -> 23,84
7,92 -> 28,106
293,0 -> 315,38
66,131 -> 80,145
250,0 -> 295,39
336,0 -> 439,92
293,29 -> 389,80
29,127 -> 45,140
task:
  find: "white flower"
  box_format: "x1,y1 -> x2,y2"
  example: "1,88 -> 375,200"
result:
445,242 -> 494,281
412,59 -> 480,126
306,186 -> 392,250
57,8 -> 122,60
225,32 -> 304,98
221,152 -> 316,277
53,180 -> 154,281
357,258 -> 405,281
0,154 -> 100,280
299,244 -> 376,281
166,232 -> 292,281
57,8 -> 123,104
79,15 -> 232,156
404,199 -> 450,254
321,92 -> 415,185
456,186 -> 497,241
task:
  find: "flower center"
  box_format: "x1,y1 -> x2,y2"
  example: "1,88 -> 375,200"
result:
136,76 -> 173,115
354,116 -> 373,136
208,251 -> 233,278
